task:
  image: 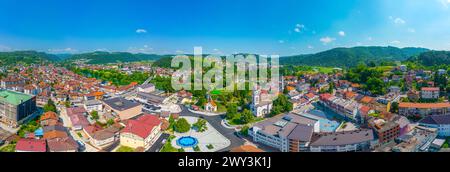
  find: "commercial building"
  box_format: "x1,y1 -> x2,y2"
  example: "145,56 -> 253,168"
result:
103,97 -> 142,120
0,90 -> 37,127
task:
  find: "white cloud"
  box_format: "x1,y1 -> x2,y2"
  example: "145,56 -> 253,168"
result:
392,17 -> 406,25
390,40 -> 401,45
320,37 -> 336,45
47,48 -> 79,54
356,42 -> 363,46
136,29 -> 147,34
294,24 -> 305,33
407,28 -> 416,33
338,31 -> 346,37
128,45 -> 153,54
278,40 -> 285,44
307,45 -> 314,49
367,37 -> 373,41
0,45 -> 12,52
439,0 -> 450,8
175,50 -> 185,54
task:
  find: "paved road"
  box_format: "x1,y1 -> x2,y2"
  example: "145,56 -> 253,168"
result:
147,133 -> 170,152
179,107 -> 245,152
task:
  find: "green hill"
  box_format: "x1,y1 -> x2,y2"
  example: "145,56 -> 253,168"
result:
65,51 -> 170,64
0,51 -> 60,65
280,46 -> 429,68
407,51 -> 450,66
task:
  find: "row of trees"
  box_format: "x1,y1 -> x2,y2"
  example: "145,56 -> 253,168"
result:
72,67 -> 150,86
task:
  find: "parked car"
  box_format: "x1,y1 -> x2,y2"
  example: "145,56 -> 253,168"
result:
0,140 -> 5,146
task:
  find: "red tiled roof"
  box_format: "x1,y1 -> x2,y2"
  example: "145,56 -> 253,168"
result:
121,115 -> 161,139
16,139 -> 46,152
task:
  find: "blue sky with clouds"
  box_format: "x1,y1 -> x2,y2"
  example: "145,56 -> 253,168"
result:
0,0 -> 450,55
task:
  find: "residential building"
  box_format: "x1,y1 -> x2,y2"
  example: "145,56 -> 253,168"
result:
421,87 -> 440,99
40,111 -> 60,126
66,107 -> 90,130
84,99 -> 103,112
83,124 -> 121,148
393,125 -> 437,152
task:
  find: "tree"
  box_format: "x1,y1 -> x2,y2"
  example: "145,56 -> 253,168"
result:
193,119 -> 208,132
226,103 -> 238,120
240,125 -> 250,136
174,118 -> 191,133
44,99 -> 57,112
91,110 -> 99,120
107,119 -> 115,126
240,109 -> 254,124
390,102 -> 399,114
64,101 -> 71,108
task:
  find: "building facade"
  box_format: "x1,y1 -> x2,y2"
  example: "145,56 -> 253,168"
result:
0,90 -> 37,127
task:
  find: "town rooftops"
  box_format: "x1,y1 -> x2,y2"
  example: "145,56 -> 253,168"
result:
310,129 -> 374,147
15,138 -> 47,152
104,97 -> 140,111
418,115 -> 450,125
254,113 -> 317,137
399,102 -> 450,109
230,145 -> 264,152
137,92 -> 165,104
0,90 -> 34,105
139,83 -> 155,89
47,137 -> 78,152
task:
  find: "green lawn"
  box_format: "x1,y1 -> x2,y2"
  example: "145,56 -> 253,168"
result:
227,116 -> 264,126
116,146 -> 135,152
0,144 -> 16,152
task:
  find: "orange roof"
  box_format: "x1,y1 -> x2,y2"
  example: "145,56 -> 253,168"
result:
40,111 -> 58,121
286,86 -> 295,91
399,102 -> 450,109
43,130 -> 68,140
230,145 -> 264,152
344,91 -> 356,98
360,96 -> 374,104
86,91 -> 105,97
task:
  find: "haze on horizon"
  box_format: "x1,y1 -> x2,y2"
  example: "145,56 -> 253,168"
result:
1,0 -> 450,56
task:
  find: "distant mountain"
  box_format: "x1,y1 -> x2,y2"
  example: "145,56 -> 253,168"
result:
280,46 -> 430,68
65,51 -> 170,64
408,51 -> 450,66
0,51 -> 60,65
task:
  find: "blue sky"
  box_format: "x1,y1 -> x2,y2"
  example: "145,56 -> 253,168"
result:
1,0 -> 450,55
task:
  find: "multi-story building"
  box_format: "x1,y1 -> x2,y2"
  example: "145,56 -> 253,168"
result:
0,90 -> 37,127
368,118 -> 400,144
319,93 -> 359,121
418,115 -> 450,137
249,113 -> 319,152
420,87 -> 440,99
398,102 -> 450,117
